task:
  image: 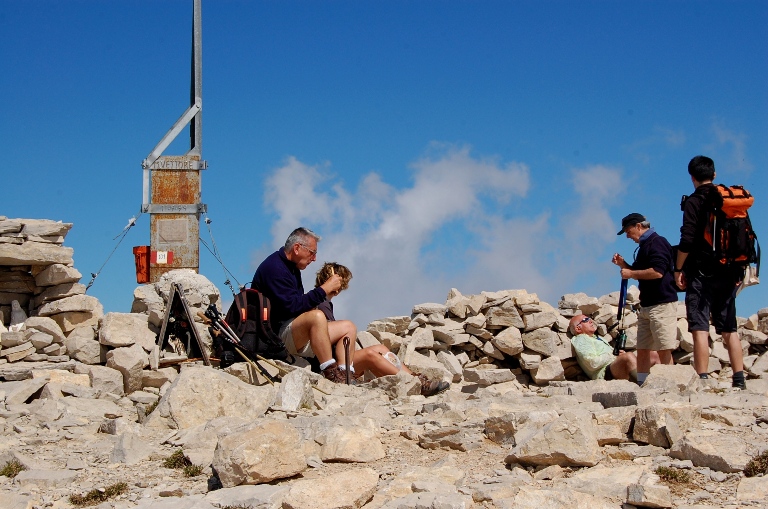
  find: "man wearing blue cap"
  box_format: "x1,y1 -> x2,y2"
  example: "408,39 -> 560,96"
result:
612,213 -> 678,385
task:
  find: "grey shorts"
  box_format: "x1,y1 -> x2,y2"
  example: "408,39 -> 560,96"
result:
636,301 -> 678,351
279,318 -> 314,358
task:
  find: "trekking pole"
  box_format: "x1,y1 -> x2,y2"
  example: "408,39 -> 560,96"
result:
198,309 -> 331,395
613,278 -> 628,356
233,346 -> 277,385
343,336 -> 351,385
198,309 -> 240,344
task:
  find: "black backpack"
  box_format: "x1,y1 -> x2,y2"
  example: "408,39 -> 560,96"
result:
215,288 -> 291,367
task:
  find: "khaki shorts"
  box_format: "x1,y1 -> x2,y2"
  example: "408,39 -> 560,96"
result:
636,302 -> 678,351
280,318 -> 315,358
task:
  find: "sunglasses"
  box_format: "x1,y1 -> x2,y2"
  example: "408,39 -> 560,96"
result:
577,317 -> 592,325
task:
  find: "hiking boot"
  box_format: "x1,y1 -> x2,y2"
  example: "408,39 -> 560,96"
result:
418,374 -> 450,397
342,368 -> 359,386
732,379 -> 747,390
322,364 -> 346,384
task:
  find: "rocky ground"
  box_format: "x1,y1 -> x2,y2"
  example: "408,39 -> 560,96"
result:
1,361 -> 767,509
2,217 -> 768,509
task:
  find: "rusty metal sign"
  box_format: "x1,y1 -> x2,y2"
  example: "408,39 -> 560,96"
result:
149,156 -> 202,281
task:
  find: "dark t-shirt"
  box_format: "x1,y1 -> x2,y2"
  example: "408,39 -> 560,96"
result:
316,300 -> 335,321
679,183 -> 719,272
631,231 -> 678,307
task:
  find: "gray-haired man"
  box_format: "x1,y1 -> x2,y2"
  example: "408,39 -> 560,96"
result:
251,227 -> 353,383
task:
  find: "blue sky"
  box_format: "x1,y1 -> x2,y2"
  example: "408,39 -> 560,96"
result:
2,0 -> 766,327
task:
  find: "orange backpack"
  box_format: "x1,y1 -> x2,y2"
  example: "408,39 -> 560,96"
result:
704,184 -> 760,271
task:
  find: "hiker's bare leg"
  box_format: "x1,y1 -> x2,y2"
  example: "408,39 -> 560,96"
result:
637,349 -> 652,373
328,320 -> 357,367
721,332 -> 744,372
353,344 -> 414,377
656,350 -> 673,365
289,309 -> 334,364
610,351 -> 637,380
691,330 -> 710,374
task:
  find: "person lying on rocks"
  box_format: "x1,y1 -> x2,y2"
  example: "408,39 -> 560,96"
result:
569,314 -> 646,381
314,261 -> 450,397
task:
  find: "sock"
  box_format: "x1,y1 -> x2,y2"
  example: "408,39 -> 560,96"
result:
698,373 -> 709,379
319,359 -> 336,371
732,371 -> 745,384
337,364 -> 346,371
636,373 -> 648,385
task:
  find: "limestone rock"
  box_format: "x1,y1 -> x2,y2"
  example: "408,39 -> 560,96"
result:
282,467 -> 378,509
213,419 -> 306,487
144,365 -> 275,430
505,410 -> 600,467
106,343 -> 149,394
33,263 -> 82,287
99,312 -> 157,351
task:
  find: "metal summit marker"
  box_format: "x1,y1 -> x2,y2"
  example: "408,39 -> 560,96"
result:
139,0 -> 206,283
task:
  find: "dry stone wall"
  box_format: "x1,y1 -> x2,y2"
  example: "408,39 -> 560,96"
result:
0,216 -> 100,366
368,287 -> 768,386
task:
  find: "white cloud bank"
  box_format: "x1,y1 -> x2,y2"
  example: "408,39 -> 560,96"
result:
254,145 -> 626,327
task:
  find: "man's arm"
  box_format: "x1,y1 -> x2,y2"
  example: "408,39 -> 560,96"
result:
678,191 -> 706,258
623,236 -> 671,280
676,192 -> 705,290
266,273 -> 326,317
620,267 -> 663,280
253,253 -> 326,318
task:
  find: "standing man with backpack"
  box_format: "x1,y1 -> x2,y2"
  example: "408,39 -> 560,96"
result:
612,213 -> 677,386
675,155 -> 747,389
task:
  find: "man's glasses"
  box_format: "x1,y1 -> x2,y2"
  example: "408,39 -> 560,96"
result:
299,244 -> 317,256
577,317 -> 592,325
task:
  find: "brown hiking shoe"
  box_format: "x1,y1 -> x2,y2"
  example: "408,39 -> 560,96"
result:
322,363 -> 346,384
418,374 -> 450,397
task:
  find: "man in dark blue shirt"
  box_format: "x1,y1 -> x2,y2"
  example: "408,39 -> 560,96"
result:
612,213 -> 677,385
252,227 -> 353,383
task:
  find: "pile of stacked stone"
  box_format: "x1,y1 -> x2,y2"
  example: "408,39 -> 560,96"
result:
364,287 -> 768,385
0,217 -> 102,365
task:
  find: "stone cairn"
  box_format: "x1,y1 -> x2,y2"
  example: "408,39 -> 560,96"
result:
0,216 -> 97,365
365,287 -> 768,387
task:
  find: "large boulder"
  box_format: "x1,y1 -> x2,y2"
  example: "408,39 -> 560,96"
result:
144,365 -> 276,430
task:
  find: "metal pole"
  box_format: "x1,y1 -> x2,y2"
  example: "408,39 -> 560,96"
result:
190,0 -> 202,156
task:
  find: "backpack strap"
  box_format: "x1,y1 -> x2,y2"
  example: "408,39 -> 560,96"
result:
255,291 -> 294,363
234,290 -> 249,338
255,292 -> 280,342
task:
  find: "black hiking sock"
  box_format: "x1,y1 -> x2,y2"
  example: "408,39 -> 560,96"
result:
698,373 -> 709,379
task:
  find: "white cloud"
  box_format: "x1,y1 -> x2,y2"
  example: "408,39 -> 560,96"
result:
624,126 -> 687,164
710,122 -> 753,173
264,156 -> 337,239
255,147 -> 626,327
545,165 -> 627,298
